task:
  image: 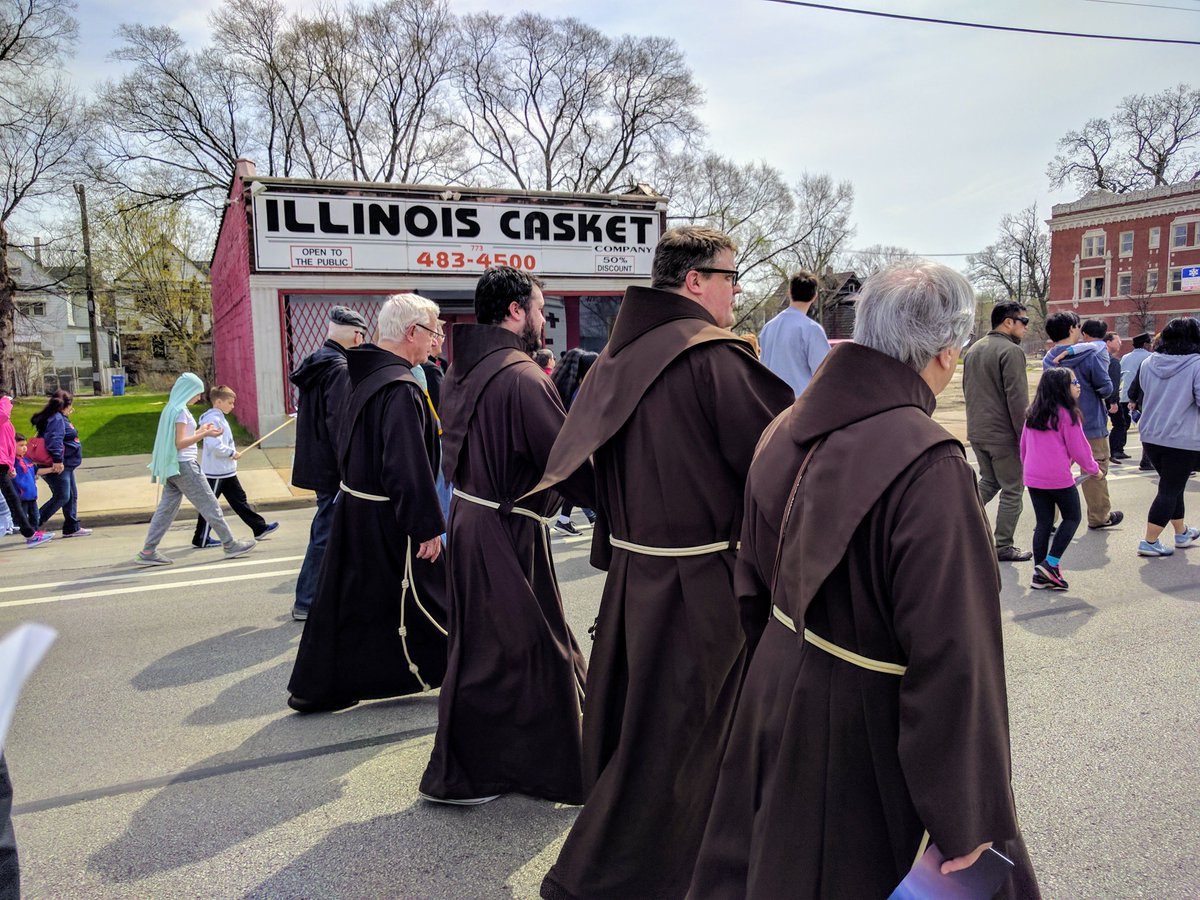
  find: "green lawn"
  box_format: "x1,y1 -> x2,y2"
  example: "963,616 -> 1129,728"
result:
11,394 -> 255,458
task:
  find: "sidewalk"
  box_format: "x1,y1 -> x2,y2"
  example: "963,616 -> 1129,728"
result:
40,448 -> 315,528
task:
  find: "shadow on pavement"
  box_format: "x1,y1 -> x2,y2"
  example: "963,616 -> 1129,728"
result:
997,561 -> 1098,639
184,658 -> 296,726
243,793 -> 576,899
87,700 -> 439,883
132,621 -> 299,690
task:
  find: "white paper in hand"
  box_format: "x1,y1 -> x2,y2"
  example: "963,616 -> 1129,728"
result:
0,624 -> 56,755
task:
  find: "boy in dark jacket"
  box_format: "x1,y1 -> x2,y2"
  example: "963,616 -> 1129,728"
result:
11,435 -> 39,529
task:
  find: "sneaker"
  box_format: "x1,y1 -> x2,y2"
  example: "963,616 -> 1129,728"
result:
996,545 -> 1033,562
135,550 -> 173,566
1089,511 -> 1124,529
62,527 -> 93,538
1174,526 -> 1200,548
25,531 -> 53,548
1035,562 -> 1069,590
554,519 -> 582,536
1137,539 -> 1174,557
192,537 -> 221,548
255,522 -> 279,541
1030,569 -> 1052,590
223,539 -> 256,560
418,791 -> 502,806
291,607 -> 309,622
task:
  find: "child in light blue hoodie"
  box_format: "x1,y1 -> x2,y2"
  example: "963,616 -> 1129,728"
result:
192,385 -> 278,547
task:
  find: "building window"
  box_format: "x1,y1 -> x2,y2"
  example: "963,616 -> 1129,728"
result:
1147,269 -> 1159,293
78,342 -> 92,361
1082,276 -> 1105,298
1170,267 -> 1183,292
1172,223 -> 1189,248
1149,227 -> 1161,249
1082,231 -> 1106,258
16,301 -> 46,317
1117,273 -> 1132,296
1119,231 -> 1133,257
151,335 -> 168,359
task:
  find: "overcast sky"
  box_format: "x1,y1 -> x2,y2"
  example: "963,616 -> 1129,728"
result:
68,0 -> 1200,267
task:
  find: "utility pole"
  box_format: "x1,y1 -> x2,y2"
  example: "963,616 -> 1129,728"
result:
73,183 -> 103,396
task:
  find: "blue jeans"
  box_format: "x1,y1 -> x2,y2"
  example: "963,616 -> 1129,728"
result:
39,468 -> 80,535
294,491 -> 335,614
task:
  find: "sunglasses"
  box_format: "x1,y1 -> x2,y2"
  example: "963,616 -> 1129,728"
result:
694,266 -> 741,286
1012,316 -> 1030,326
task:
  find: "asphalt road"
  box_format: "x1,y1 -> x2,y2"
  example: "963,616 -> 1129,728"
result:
1,448 -> 1197,898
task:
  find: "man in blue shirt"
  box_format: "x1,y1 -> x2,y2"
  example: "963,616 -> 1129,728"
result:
1043,311 -> 1123,529
759,270 -> 830,396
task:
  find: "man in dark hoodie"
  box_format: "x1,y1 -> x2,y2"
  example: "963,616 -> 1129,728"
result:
419,266 -> 588,806
289,306 -> 367,621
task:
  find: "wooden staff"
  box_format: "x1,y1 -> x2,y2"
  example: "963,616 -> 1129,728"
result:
238,414 -> 297,453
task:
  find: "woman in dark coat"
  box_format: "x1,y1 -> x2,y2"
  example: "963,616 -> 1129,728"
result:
32,390 -> 91,537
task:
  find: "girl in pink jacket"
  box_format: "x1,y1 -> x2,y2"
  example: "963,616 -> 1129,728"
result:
1020,367 -> 1100,591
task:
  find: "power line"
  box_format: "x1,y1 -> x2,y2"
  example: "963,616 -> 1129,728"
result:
1081,0 -> 1200,11
761,0 -> 1200,45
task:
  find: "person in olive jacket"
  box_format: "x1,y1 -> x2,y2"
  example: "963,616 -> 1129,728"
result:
962,300 -> 1033,561
288,306 -> 367,621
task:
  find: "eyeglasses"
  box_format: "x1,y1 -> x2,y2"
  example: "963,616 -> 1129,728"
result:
694,267 -> 740,286
415,323 -> 445,339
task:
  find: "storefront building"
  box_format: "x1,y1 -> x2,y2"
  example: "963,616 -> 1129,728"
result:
209,159 -> 666,440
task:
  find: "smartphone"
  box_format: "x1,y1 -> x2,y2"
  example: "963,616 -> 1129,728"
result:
887,843 -> 1015,900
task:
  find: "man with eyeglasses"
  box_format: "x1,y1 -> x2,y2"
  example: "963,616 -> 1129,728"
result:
759,268 -> 830,396
289,305 -> 368,621
963,300 -> 1034,561
533,226 -> 793,900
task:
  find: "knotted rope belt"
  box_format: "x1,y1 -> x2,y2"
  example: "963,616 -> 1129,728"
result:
770,605 -> 908,677
451,488 -> 556,525
608,536 -> 740,557
337,481 -> 448,690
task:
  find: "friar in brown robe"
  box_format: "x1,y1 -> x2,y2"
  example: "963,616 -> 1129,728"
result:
690,268 -> 1040,898
532,227 -> 794,900
419,267 -> 589,805
287,297 -> 449,714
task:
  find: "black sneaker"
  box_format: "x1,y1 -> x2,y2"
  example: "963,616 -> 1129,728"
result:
554,519 -> 582,536
1089,511 -> 1124,529
1031,569 -> 1052,590
1035,562 -> 1069,591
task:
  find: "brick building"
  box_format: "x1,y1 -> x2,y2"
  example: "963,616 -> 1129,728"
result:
209,159 -> 665,441
1048,179 -> 1200,336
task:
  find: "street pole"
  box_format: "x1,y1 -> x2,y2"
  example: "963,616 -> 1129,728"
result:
73,183 -> 103,396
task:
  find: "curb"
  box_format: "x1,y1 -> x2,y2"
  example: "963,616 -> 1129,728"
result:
79,496 -> 316,529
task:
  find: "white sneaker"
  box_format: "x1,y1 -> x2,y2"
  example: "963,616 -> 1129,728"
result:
223,540 -> 256,561
1174,526 -> 1200,548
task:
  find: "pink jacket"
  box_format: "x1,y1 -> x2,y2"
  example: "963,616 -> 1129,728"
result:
1020,407 -> 1100,489
0,396 -> 16,469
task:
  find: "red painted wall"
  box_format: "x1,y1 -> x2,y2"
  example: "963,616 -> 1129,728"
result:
210,165 -> 259,434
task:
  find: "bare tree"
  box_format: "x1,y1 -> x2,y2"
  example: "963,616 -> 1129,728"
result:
0,0 -> 81,390
1121,267 -> 1160,335
968,203 -> 1050,319
842,244 -> 917,279
1049,84 -> 1200,194
454,12 -> 702,192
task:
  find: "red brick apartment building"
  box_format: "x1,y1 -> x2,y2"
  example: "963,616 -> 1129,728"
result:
1048,179 -> 1200,335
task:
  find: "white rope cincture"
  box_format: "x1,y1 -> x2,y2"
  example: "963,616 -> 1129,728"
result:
452,488 -> 557,526
608,536 -> 740,557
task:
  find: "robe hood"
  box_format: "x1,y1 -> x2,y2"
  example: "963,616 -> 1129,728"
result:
346,343 -> 413,387
606,285 -> 718,355
289,340 -> 348,390
786,341 -> 937,447
447,323 -> 529,378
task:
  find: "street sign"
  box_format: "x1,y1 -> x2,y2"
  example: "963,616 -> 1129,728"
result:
1183,266 -> 1200,292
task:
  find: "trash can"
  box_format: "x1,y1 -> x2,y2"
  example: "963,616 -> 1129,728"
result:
111,374 -> 125,396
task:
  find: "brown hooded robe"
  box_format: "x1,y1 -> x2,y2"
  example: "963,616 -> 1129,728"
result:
419,324 -> 588,804
689,342 -> 1040,899
535,286 -> 794,900
287,345 -> 449,706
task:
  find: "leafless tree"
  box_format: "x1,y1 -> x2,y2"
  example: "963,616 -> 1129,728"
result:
0,0 -> 81,391
454,12 -> 702,192
842,244 -> 917,279
1049,84 -> 1200,194
1120,267 -> 1160,335
968,203 -> 1050,319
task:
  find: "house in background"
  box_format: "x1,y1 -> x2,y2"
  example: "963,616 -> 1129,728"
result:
750,270 -> 863,340
7,246 -> 117,396
108,240 -> 214,387
1048,179 -> 1200,335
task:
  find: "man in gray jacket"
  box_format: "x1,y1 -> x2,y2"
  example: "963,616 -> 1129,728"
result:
963,301 -> 1033,561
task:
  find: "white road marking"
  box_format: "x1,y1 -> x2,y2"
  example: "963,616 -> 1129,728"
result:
0,568 -> 300,609
0,555 -> 306,596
